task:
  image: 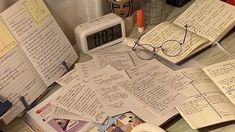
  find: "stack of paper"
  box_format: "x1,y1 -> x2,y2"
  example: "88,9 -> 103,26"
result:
26,51 -> 192,131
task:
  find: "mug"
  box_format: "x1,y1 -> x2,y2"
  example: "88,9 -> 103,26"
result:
107,0 -> 134,18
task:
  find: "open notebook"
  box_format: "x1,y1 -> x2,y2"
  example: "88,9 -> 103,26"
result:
177,59 -> 235,129
127,0 -> 235,64
0,0 -> 78,124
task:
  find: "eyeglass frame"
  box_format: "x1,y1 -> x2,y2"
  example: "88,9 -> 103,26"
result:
132,24 -> 189,60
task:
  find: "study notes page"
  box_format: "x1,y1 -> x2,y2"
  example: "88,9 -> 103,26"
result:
0,47 -> 47,124
174,0 -> 235,42
203,59 -> 235,105
177,68 -> 235,129
0,0 -> 78,86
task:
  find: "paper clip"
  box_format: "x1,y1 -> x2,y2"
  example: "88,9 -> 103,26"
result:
0,95 -> 12,117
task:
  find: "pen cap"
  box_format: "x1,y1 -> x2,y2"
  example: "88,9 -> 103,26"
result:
136,8 -> 144,32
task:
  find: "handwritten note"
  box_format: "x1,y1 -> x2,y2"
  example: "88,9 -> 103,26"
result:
177,68 -> 235,129
91,51 -> 135,71
120,74 -> 186,115
126,59 -> 191,91
53,75 -> 108,123
0,47 -> 47,123
139,22 -> 209,64
0,19 -> 17,58
22,0 -> 50,24
0,0 -> 78,86
203,59 -> 235,105
75,59 -> 102,79
174,0 -> 235,42
86,66 -> 133,116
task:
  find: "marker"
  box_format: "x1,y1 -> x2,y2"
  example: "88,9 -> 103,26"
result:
0,95 -> 12,117
136,8 -> 144,33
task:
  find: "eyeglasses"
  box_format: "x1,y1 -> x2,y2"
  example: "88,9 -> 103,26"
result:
132,25 -> 190,60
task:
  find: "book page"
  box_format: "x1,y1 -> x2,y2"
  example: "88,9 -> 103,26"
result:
91,51 -> 135,71
0,18 -> 17,58
0,0 -> 78,86
203,59 -> 235,105
0,46 -> 47,124
174,0 -> 235,42
177,68 -> 235,129
139,22 -> 209,64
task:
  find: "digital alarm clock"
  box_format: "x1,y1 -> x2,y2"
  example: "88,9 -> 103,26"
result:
75,13 -> 126,53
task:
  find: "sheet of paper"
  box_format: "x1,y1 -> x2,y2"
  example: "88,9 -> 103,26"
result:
91,51 -> 135,71
120,73 -> 186,115
0,0 -> 78,86
177,68 -> 235,129
52,78 -> 108,123
26,89 -> 95,132
0,19 -> 17,58
75,59 -> 102,79
51,106 -> 89,121
56,68 -> 81,86
138,22 -> 209,64
203,59 -> 235,105
174,0 -> 235,42
57,59 -> 101,86
85,66 -> 134,116
126,60 -> 191,91
128,98 -> 179,126
0,46 -> 47,124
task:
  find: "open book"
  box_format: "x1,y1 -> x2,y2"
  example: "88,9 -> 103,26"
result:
177,58 -> 235,129
0,0 -> 78,124
129,0 -> 235,64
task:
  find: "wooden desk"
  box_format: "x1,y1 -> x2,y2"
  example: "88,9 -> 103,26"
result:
1,1 -> 235,131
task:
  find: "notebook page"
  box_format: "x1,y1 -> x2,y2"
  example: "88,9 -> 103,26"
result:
139,22 -> 209,64
0,0 -> 78,86
177,68 -> 235,129
174,0 -> 235,42
203,59 -> 235,105
0,46 -> 47,124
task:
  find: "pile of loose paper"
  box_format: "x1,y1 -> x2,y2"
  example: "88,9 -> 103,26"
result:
47,51 -> 191,126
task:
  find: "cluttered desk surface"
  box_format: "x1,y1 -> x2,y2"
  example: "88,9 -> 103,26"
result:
1,0 -> 235,132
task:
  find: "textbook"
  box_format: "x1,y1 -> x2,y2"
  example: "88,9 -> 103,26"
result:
128,0 -> 235,64
177,59 -> 235,129
0,0 -> 78,124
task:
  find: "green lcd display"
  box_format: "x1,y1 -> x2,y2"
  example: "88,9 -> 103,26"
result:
86,24 -> 122,50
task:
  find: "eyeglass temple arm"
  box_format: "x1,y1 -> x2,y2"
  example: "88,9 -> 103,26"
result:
132,33 -> 146,51
181,24 -> 188,44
